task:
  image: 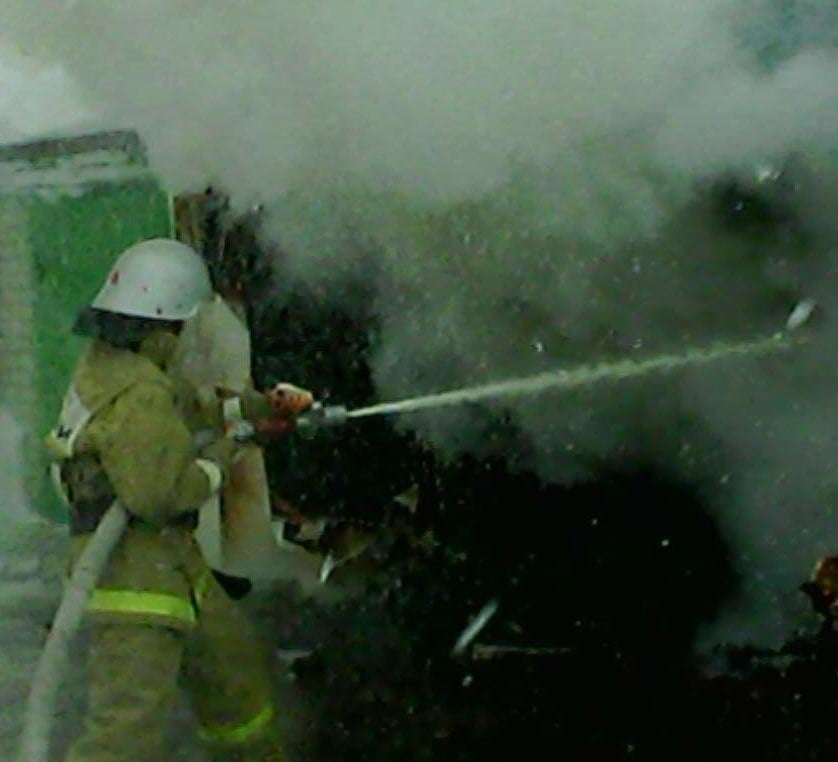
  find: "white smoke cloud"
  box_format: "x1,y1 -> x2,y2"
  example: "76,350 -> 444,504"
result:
655,48 -> 838,176
0,44 -> 94,144
0,1 -> 737,202
1,0 -> 836,648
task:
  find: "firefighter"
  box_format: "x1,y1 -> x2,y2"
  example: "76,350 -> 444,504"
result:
45,238 -> 311,761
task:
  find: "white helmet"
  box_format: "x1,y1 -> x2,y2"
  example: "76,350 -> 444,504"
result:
89,238 -> 213,321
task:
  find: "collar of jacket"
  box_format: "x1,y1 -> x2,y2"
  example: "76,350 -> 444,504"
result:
138,329 -> 180,371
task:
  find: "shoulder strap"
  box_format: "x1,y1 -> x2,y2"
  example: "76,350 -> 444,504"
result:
45,379 -> 137,461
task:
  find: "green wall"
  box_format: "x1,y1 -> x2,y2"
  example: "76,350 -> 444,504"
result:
29,180 -> 172,519
0,131 -> 173,521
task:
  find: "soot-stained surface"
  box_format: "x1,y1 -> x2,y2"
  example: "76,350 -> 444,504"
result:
249,453 -> 838,761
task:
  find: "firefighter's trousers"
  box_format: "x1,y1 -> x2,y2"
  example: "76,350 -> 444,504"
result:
64,568 -> 283,762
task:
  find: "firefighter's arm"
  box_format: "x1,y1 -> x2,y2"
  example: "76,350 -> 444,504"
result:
89,380 -> 233,525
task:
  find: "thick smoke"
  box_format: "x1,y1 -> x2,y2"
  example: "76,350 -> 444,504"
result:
1,0 -> 836,647
0,45 -> 93,143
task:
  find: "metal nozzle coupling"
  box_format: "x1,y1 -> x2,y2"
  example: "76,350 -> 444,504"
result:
228,420 -> 257,443
296,403 -> 349,429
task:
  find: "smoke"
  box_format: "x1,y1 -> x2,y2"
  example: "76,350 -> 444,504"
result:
1,0 -> 837,647
656,49 -> 838,176
0,408 -> 34,526
0,408 -> 68,758
0,1 -> 734,201
0,45 -> 94,143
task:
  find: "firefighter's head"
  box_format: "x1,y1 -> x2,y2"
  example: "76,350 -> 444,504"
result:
73,238 -> 213,346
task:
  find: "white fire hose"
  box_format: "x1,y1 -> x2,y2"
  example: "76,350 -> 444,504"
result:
17,503 -> 128,762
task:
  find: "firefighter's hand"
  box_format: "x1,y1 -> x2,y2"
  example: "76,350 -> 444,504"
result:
255,383 -> 315,435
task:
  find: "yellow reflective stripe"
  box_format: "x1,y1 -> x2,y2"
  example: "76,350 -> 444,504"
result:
87,589 -> 197,624
199,703 -> 275,745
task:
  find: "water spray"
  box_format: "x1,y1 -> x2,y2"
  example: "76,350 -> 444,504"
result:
297,301 -> 816,431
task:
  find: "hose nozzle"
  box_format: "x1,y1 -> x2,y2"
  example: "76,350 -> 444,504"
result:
296,403 -> 349,430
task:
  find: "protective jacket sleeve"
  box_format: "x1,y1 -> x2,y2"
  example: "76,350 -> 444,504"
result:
86,379 -> 220,524
238,387 -> 274,421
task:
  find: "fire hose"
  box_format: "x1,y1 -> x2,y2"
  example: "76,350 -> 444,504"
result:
17,503 -> 128,762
